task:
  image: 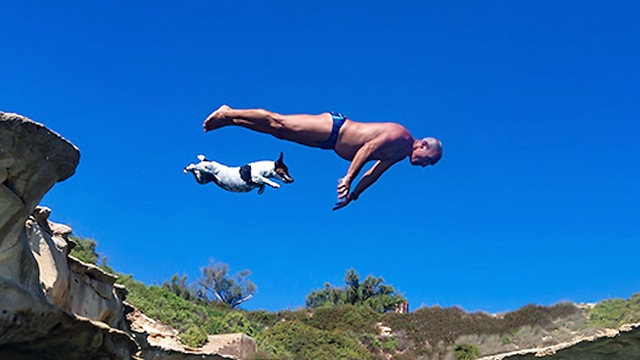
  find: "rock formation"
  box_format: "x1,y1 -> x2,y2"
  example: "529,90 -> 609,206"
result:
0,112 -> 136,359
0,112 -> 256,359
128,308 -> 256,359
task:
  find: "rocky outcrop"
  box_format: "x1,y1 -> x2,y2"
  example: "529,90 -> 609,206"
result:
0,112 -> 79,296
201,333 -> 257,359
478,323 -> 640,360
128,307 -> 256,359
0,112 -> 137,358
27,206 -> 129,329
0,112 -> 257,360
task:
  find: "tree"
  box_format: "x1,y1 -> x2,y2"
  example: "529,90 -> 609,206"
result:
198,259 -> 256,308
163,274 -> 196,301
305,268 -> 405,313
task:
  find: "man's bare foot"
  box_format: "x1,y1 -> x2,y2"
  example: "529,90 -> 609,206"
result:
203,105 -> 232,132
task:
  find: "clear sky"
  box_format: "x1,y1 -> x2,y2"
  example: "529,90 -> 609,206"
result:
2,1 -> 639,313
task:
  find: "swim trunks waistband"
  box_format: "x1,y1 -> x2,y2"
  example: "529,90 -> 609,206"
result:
317,111 -> 346,150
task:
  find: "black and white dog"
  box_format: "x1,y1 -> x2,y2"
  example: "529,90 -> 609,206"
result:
183,152 -> 294,194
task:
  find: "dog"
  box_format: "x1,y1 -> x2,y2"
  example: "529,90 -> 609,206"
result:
183,152 -> 294,194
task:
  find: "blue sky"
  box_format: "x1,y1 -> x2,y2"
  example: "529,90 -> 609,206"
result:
2,1 -> 639,313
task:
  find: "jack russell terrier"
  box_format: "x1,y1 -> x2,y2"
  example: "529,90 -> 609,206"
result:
184,152 -> 294,194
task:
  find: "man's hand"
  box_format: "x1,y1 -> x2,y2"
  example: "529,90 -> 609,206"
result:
337,177 -> 351,199
333,194 -> 354,211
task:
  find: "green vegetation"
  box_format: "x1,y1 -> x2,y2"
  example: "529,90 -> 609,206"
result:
382,303 -> 582,357
588,293 -> 640,328
255,320 -> 378,360
454,343 -> 480,360
69,235 -> 114,273
69,236 -> 640,359
69,236 -> 100,264
70,237 -> 249,347
306,268 -> 405,313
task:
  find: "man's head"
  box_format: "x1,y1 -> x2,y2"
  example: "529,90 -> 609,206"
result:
410,137 -> 443,167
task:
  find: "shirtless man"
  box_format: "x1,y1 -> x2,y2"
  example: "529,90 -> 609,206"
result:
203,105 -> 442,210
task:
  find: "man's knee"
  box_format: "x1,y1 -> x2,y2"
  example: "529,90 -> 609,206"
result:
262,110 -> 288,137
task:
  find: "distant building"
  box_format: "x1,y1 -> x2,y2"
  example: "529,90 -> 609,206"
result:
395,301 -> 409,314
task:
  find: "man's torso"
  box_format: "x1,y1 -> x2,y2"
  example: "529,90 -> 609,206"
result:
335,121 -> 413,162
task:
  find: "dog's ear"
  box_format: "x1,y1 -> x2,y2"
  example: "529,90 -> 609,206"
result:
276,152 -> 284,164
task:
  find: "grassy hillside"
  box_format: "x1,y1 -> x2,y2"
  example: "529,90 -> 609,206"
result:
69,236 -> 640,360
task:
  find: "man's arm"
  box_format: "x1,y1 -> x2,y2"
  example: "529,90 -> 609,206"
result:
333,160 -> 397,210
337,137 -> 388,199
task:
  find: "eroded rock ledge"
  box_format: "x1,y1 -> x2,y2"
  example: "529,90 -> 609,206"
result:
0,112 -> 135,359
0,112 -> 255,359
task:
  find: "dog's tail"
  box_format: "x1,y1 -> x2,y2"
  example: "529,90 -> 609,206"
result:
197,154 -> 207,162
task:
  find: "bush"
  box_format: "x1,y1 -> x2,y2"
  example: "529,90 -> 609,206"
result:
69,236 -> 115,273
181,326 -> 208,348
246,310 -> 280,331
382,302 -> 582,358
454,343 -> 480,360
224,311 -> 255,336
305,305 -> 379,334
306,269 -> 405,313
588,294 -> 640,328
383,337 -> 399,351
69,236 -> 99,264
256,320 -> 377,360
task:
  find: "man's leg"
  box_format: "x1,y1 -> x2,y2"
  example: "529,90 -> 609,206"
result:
203,105 -> 333,147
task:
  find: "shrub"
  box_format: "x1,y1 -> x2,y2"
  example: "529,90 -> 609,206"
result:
256,320 -> 377,360
305,305 -> 379,334
181,326 -> 208,348
224,311 -> 255,336
306,269 -> 405,313
69,236 -> 99,264
588,294 -> 640,328
383,336 -> 399,351
69,236 -> 115,273
382,302 -> 582,358
454,343 -> 480,360
246,310 -> 280,332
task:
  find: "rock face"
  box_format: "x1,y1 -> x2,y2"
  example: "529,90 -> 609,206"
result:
0,112 -> 137,359
0,112 -> 79,297
0,112 -> 257,360
128,308 -> 256,360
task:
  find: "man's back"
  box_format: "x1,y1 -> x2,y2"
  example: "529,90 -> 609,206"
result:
335,120 -> 414,162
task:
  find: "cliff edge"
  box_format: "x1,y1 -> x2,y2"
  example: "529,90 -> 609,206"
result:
0,112 -> 253,359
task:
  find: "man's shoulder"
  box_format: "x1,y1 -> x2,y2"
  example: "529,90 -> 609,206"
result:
379,123 -> 412,139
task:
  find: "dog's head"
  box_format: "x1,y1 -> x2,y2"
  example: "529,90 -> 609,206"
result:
273,152 -> 294,184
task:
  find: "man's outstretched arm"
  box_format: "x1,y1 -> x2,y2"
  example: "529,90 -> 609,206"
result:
337,135 -> 391,199
333,160 -> 396,210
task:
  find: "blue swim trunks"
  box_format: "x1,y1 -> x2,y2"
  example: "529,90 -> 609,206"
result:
316,111 -> 346,150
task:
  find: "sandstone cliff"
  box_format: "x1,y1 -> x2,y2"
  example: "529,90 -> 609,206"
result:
0,112 -> 136,359
0,112 -> 255,359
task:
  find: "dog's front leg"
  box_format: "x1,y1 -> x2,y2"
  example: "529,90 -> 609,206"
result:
255,175 -> 280,189
258,185 -> 266,194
